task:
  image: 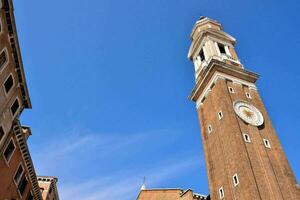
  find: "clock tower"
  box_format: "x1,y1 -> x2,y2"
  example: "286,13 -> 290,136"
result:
188,17 -> 300,200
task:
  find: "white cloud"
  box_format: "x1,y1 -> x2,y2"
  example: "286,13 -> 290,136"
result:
30,127 -> 204,200
59,157 -> 199,200
32,127 -> 152,172
32,127 -> 187,173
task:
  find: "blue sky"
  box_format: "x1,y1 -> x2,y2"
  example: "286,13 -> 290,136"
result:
14,0 -> 300,199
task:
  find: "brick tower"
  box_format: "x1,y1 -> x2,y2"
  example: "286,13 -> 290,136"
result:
188,17 -> 300,200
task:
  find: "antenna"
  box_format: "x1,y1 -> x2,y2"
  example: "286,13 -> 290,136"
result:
140,176 -> 146,190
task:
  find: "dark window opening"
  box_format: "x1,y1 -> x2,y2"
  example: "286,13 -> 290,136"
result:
4,140 -> 15,162
18,176 -> 28,195
264,139 -> 271,148
14,165 -> 24,184
0,126 -> 4,142
4,75 -> 13,94
244,134 -> 251,143
199,49 -> 205,61
246,92 -> 252,99
208,125 -> 212,133
218,43 -> 226,54
218,111 -> 223,119
4,0 -> 10,11
219,187 -> 224,199
201,97 -> 206,104
234,176 -> 238,183
11,98 -> 19,116
0,50 -> 7,69
233,175 -> 239,186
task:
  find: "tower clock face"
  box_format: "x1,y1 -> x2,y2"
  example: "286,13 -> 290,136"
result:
233,101 -> 264,126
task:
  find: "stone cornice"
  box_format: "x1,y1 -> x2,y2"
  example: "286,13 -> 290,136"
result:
190,17 -> 222,39
180,189 -> 207,199
189,59 -> 259,103
3,0 -> 31,108
13,121 -> 42,200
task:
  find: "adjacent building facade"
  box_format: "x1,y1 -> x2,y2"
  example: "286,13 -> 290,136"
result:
136,17 -> 299,200
38,176 -> 59,200
0,0 -> 59,199
137,189 -> 208,200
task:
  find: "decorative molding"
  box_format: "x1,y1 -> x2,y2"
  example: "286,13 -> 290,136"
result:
3,0 -> 31,108
197,54 -> 243,76
196,72 -> 257,108
13,121 -> 42,200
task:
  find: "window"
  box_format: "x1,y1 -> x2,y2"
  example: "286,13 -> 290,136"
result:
0,49 -> 7,69
18,176 -> 28,196
14,164 -> 24,184
246,92 -> 252,99
218,111 -> 223,120
0,126 -> 4,142
233,174 -> 240,187
4,74 -> 14,94
218,43 -> 226,54
243,133 -> 251,143
208,125 -> 213,134
263,139 -> 271,148
3,139 -> 15,163
10,98 -> 20,117
199,49 -> 205,61
228,87 -> 234,93
219,187 -> 224,199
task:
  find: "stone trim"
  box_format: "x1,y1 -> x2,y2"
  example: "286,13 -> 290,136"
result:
13,121 -> 42,200
195,71 -> 257,108
189,59 -> 259,103
3,0 -> 31,108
